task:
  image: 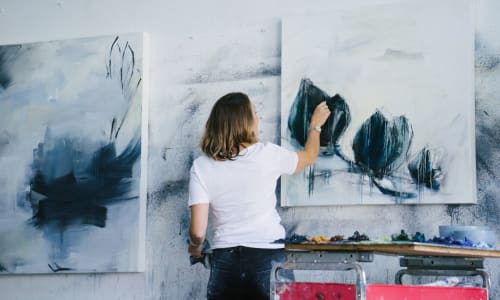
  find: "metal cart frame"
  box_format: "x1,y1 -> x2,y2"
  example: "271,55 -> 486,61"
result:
271,251 -> 370,300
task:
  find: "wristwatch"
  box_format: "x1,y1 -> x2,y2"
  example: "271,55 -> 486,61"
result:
310,125 -> 322,133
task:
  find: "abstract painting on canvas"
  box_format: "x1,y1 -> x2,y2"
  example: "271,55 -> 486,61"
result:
281,0 -> 475,206
0,33 -> 148,273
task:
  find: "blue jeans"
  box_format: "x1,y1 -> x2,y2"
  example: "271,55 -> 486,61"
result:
207,246 -> 285,300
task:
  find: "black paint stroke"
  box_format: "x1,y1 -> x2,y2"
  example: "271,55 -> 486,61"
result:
352,111 -> 416,199
306,164 -> 332,196
30,133 -> 141,228
106,36 -> 141,141
0,45 -> 19,90
353,110 -> 413,178
288,78 -> 350,155
48,262 -> 73,272
446,204 -> 461,224
185,65 -> 280,84
408,147 -> 442,190
106,36 -> 120,79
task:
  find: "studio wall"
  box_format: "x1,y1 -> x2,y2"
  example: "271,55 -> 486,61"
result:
0,0 -> 499,299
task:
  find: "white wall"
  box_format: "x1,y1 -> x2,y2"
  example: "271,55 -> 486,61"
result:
0,0 -> 499,299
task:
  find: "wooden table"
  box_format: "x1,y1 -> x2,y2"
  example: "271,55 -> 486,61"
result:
285,241 -> 500,258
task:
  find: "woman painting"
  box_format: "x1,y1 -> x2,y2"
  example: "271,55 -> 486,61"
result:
188,92 -> 330,299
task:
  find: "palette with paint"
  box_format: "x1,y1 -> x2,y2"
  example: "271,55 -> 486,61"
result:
283,229 -> 496,250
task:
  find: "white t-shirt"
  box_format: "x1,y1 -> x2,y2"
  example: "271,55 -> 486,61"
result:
188,142 -> 298,249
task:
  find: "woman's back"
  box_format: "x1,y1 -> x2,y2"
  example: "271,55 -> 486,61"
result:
190,142 -> 296,249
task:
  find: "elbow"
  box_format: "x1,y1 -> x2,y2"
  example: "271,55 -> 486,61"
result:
190,232 -> 205,242
189,227 -> 205,242
189,234 -> 205,247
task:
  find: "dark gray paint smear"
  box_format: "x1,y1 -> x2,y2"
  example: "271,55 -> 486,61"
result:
185,65 -> 280,84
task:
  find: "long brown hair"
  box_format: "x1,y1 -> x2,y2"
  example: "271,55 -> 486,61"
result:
200,92 -> 258,160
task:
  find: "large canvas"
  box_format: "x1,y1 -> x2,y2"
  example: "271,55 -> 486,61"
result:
0,34 -> 148,273
281,1 -> 475,206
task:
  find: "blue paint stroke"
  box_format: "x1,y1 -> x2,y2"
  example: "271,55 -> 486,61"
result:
287,78 -> 350,156
29,131 -> 140,229
352,110 -> 416,199
408,147 -> 442,190
353,110 -> 413,178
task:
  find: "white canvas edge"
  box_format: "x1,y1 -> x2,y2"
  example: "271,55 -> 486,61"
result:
137,32 -> 150,272
468,0 -> 478,205
280,19 -> 291,207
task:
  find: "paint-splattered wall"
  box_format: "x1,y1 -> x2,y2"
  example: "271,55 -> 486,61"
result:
0,0 -> 499,299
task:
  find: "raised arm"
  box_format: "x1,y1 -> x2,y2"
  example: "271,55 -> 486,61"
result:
294,101 -> 331,173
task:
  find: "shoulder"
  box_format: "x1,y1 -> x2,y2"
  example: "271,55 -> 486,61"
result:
193,155 -> 211,164
252,142 -> 296,161
260,141 -> 279,150
260,142 -> 292,154
191,155 -> 213,170
245,142 -> 279,155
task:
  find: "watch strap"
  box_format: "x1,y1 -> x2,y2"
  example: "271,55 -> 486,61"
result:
310,125 -> 322,133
